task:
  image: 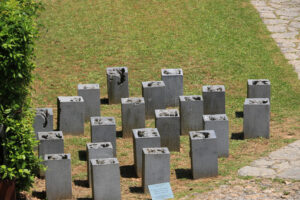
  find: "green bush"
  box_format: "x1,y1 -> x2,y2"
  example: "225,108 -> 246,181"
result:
0,0 -> 42,191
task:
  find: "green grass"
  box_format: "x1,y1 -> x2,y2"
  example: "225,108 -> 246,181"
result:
31,0 -> 300,199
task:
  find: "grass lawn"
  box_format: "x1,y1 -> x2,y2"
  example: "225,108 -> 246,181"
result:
29,0 -> 300,199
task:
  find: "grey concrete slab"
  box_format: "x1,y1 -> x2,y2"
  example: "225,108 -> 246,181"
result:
38,131 -> 64,159
202,85 -> 226,114
155,109 -> 180,151
33,108 -> 53,138
132,128 -> 161,177
77,84 -> 100,121
179,95 -> 204,135
106,67 -> 129,104
121,97 -> 145,138
247,79 -> 271,100
57,96 -> 84,136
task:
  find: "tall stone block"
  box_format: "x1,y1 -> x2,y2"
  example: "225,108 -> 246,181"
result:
121,97 -> 145,138
179,95 -> 204,135
132,128 -> 161,177
106,67 -> 129,104
142,147 -> 170,193
57,96 -> 84,136
44,153 -> 72,200
38,131 -> 64,159
202,85 -> 225,114
33,108 -> 53,138
142,81 -> 166,119
91,158 -> 121,200
247,79 -> 271,100
203,114 -> 229,157
155,109 -> 180,152
90,116 -> 116,156
77,84 -> 100,121
161,69 -> 183,107
244,98 -> 270,139
189,130 -> 218,179
86,142 -> 114,187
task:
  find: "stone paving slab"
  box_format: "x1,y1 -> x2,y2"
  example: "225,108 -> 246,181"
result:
238,140 -> 300,180
251,0 -> 300,79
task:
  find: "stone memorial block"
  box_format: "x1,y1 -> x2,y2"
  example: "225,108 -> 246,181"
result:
90,116 -> 117,156
202,85 -> 225,114
44,153 -> 72,200
155,109 -> 180,151
106,67 -> 129,104
121,97 -> 145,138
142,81 -> 166,119
142,147 -> 170,193
132,128 -> 161,177
77,84 -> 100,121
91,158 -> 121,200
179,95 -> 204,135
244,98 -> 270,139
189,130 -> 218,179
203,114 -> 229,157
161,68 -> 183,107
57,96 -> 84,135
33,108 -> 53,138
86,142 -> 114,187
38,131 -> 64,159
247,79 -> 271,100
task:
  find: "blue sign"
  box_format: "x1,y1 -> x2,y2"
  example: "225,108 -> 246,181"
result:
148,182 -> 174,200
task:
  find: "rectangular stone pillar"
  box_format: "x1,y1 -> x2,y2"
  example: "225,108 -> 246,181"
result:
44,153 -> 72,200
142,81 -> 166,119
38,131 -> 64,159
132,128 -> 161,177
90,116 -> 116,156
203,114 -> 229,157
244,98 -> 270,139
77,84 -> 100,121
179,95 -> 204,135
106,67 -> 129,104
33,108 -> 53,138
121,97 -> 145,138
155,109 -> 180,151
247,79 -> 271,100
202,85 -> 225,114
91,158 -> 121,200
189,130 -> 218,179
142,147 -> 170,193
57,96 -> 84,135
87,142 -> 114,187
161,69 -> 183,107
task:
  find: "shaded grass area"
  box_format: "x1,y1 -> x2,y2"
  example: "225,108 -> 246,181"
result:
30,0 -> 300,199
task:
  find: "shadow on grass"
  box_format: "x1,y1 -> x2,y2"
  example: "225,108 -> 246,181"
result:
231,132 -> 244,140
235,111 -> 244,118
74,179 -> 88,188
129,186 -> 144,193
32,191 -> 46,199
175,168 -> 192,179
78,150 -> 87,161
120,165 -> 137,178
100,98 -> 109,105
116,131 -> 123,138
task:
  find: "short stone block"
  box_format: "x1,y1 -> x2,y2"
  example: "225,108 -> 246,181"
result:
90,116 -> 116,156
142,81 -> 166,119
247,79 -> 271,100
33,108 -> 53,138
244,98 -> 270,139
121,97 -> 145,138
57,96 -> 84,136
91,158 -> 121,200
202,85 -> 226,114
44,153 -> 72,200
155,109 -> 180,152
87,142 -> 114,187
106,67 -> 129,104
38,131 -> 64,159
132,128 -> 161,177
77,84 -> 100,121
203,114 -> 229,157
189,130 -> 218,179
179,95 -> 204,135
161,69 -> 183,107
142,147 -> 170,193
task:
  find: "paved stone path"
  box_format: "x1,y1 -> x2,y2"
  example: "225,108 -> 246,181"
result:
238,140 -> 300,180
251,0 -> 300,79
